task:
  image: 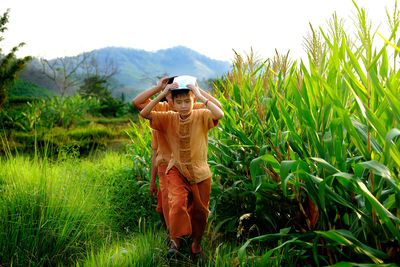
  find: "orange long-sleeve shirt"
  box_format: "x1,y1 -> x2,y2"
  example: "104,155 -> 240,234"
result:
150,109 -> 217,184
150,102 -> 204,167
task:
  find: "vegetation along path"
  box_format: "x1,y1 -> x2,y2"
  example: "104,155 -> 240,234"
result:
2,2 -> 400,266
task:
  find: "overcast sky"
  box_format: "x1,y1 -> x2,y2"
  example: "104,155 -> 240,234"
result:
1,0 -> 397,62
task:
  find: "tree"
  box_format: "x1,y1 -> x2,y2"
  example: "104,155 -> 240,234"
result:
40,52 -> 118,98
78,76 -> 110,101
40,52 -> 91,98
79,75 -> 126,117
0,9 -> 32,108
80,52 -> 118,81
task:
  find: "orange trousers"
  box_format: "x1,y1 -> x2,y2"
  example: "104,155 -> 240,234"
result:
167,167 -> 211,239
156,164 -> 170,228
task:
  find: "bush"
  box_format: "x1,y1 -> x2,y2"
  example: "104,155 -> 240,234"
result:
107,167 -> 159,233
7,79 -> 58,98
0,95 -> 102,132
99,96 -> 128,117
118,119 -> 160,232
79,76 -> 129,118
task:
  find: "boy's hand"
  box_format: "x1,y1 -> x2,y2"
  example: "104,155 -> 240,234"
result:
149,180 -> 157,199
162,82 -> 177,96
157,77 -> 170,92
187,83 -> 201,98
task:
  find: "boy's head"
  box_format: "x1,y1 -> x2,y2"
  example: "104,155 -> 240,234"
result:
165,76 -> 176,110
165,92 -> 174,109
171,89 -> 196,116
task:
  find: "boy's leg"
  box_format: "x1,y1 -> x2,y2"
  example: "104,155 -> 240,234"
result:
190,177 -> 211,252
167,167 -> 192,244
156,187 -> 166,229
158,164 -> 170,228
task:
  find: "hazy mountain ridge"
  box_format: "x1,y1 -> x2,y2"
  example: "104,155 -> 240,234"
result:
17,46 -> 232,100
93,46 -> 231,89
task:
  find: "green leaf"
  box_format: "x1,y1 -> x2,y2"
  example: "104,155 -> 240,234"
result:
356,178 -> 400,240
379,46 -> 389,79
280,160 -> 297,196
345,45 -> 368,89
311,157 -> 339,177
384,128 -> 400,166
358,160 -> 400,194
316,229 -> 388,263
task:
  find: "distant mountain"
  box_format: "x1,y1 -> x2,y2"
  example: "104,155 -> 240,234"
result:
92,46 -> 231,92
17,46 -> 232,100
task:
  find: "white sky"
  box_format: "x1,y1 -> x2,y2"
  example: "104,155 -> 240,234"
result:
0,0 -> 397,62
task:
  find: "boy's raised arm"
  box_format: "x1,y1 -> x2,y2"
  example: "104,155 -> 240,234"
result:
140,83 -> 175,120
199,88 -> 222,108
132,77 -> 169,111
188,84 -> 224,120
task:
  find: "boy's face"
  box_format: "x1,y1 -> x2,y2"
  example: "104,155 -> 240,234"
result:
173,93 -> 195,116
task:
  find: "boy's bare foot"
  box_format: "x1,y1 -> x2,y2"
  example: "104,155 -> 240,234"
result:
191,242 -> 202,254
168,238 -> 180,254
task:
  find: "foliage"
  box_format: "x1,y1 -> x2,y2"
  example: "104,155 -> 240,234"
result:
98,95 -> 128,117
125,119 -> 153,182
79,76 -> 128,117
0,95 -> 101,131
0,9 -> 32,108
0,94 -> 137,155
78,229 -> 261,267
207,3 -> 400,265
2,123 -> 131,156
79,76 -> 110,100
40,52 -> 92,97
2,1 -> 400,266
7,79 -> 58,98
0,149 -> 162,266
77,229 -> 170,267
7,96 -> 41,105
102,119 -> 159,233
107,168 -> 159,234
0,154 -> 114,266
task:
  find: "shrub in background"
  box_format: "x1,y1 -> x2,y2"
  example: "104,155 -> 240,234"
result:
0,95 -> 101,132
118,118 -> 160,232
79,75 -> 128,118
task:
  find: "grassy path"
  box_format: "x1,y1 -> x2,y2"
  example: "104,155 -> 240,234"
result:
78,228 -> 247,267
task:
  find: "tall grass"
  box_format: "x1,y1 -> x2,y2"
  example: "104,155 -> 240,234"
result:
78,228 -> 170,267
78,227 -> 266,267
0,156 -> 106,265
0,150 -> 154,266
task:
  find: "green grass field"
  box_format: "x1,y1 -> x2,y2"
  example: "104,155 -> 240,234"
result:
0,149 -> 266,266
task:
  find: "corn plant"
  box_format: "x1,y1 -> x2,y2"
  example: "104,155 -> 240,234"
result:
210,2 -> 400,265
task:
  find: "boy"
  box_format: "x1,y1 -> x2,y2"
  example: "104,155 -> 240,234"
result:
133,77 -> 172,228
132,77 -> 221,231
140,81 -> 224,255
